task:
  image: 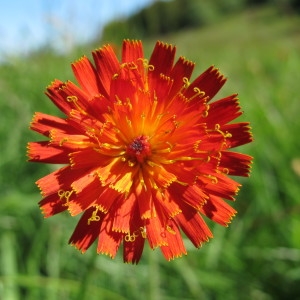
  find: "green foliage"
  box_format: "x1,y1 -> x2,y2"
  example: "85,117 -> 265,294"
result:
101,0 -> 240,43
101,0 -> 300,43
1,5 -> 300,300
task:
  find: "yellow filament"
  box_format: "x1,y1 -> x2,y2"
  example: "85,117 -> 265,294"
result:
58,189 -> 74,206
205,174 -> 218,184
140,227 -> 147,238
124,232 -> 138,242
214,124 -> 232,138
66,96 -> 87,116
202,104 -> 210,118
59,138 -> 68,146
87,206 -> 101,225
166,225 -> 176,235
188,87 -> 205,102
222,168 -> 229,174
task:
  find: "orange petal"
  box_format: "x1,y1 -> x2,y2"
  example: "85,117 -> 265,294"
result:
122,202 -> 145,264
148,41 -> 176,93
160,219 -> 187,260
170,184 -> 208,211
221,122 -> 253,149
69,207 -> 103,253
39,193 -> 68,217
45,79 -> 73,115
168,56 -> 195,100
97,214 -> 123,258
36,166 -> 80,197
185,66 -> 226,101
92,44 -> 120,98
200,195 -> 237,226
111,192 -> 137,233
175,204 -> 213,248
27,141 -> 69,164
122,39 -> 144,63
206,94 -> 242,126
219,151 -> 253,177
72,56 -> 101,95
145,207 -> 168,249
30,112 -> 69,137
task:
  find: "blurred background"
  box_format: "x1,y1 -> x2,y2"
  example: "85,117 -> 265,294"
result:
0,0 -> 300,299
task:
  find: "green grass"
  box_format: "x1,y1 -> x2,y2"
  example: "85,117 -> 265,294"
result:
1,6 -> 300,300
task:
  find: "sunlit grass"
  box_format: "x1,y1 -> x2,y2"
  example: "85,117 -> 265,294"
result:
0,6 -> 300,300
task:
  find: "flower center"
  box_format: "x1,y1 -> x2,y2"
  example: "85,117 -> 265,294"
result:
126,135 -> 151,163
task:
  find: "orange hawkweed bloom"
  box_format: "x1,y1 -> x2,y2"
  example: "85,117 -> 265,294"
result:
28,40 -> 253,263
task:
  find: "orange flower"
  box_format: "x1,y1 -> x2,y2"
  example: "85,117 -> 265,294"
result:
28,40 -> 253,263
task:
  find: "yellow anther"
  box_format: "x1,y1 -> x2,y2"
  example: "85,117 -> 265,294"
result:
214,124 -> 232,139
126,116 -> 132,127
124,232 -> 138,242
148,64 -> 154,71
140,227 -> 147,239
202,104 -> 210,118
166,225 -> 176,235
127,160 -> 136,167
59,138 -> 68,146
222,168 -> 229,174
58,189 -> 74,206
66,95 -> 78,103
205,175 -> 218,184
183,77 -> 190,88
87,206 -> 101,225
112,73 -> 119,80
66,95 -> 87,115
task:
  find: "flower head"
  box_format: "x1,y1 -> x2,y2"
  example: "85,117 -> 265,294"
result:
28,40 -> 253,263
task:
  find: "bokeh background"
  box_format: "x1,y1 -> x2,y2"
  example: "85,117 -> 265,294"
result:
1,0 -> 300,299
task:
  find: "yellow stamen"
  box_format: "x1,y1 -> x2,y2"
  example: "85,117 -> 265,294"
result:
58,189 -> 74,206
66,95 -> 87,116
166,225 -> 176,235
87,206 -> 101,225
124,232 -> 138,242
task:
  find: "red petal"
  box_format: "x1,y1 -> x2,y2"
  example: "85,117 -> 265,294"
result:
72,56 -> 101,95
39,193 -> 68,217
206,94 -> 242,125
68,173 -> 101,216
45,79 -> 73,115
219,151 -> 253,177
148,41 -> 176,93
123,234 -> 145,264
170,183 -> 208,211
97,214 -> 123,258
168,56 -> 195,100
111,192 -> 137,233
27,141 -> 69,164
160,219 -> 187,260
122,40 -> 144,63
123,203 -> 145,264
30,112 -> 69,137
222,122 -> 253,148
94,188 -> 122,214
200,195 -> 236,226
175,204 -> 213,248
92,45 -> 120,98
201,172 -> 240,201
155,188 -> 182,218
145,209 -> 168,249
185,66 -> 226,101
69,148 -> 109,169
69,207 -> 103,253
36,166 -> 82,197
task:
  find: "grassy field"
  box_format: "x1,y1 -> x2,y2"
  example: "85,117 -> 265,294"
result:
1,6 -> 300,300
